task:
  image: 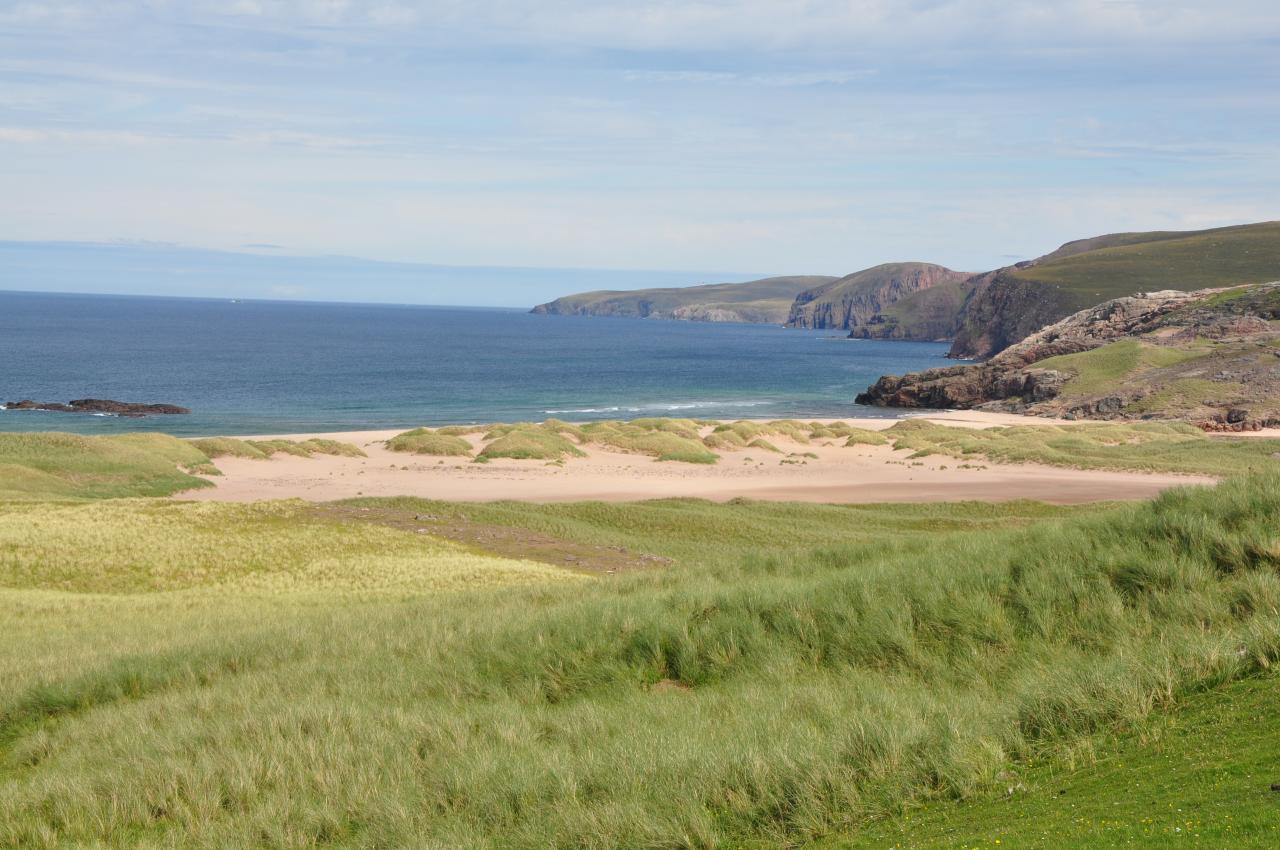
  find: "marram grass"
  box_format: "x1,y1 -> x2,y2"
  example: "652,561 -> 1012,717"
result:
0,499 -> 580,596
0,432 -> 213,499
3,475 -> 1280,848
191,436 -> 366,459
385,428 -> 474,457
885,419 -> 1280,476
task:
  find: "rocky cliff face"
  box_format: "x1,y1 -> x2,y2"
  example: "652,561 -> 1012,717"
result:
847,278 -> 977,341
946,269 -> 1075,359
786,263 -> 971,333
857,283 -> 1280,430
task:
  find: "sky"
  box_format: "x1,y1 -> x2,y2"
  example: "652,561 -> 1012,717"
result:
1,0 -> 1279,305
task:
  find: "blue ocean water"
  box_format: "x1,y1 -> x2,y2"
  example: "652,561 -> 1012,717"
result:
0,291 -> 955,436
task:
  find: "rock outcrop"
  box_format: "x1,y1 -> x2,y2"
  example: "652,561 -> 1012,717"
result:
946,220 -> 1280,359
3,399 -> 191,417
786,263 -> 972,334
857,283 -> 1280,430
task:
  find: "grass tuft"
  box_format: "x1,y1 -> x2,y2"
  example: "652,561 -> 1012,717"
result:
386,428 -> 474,457
885,419 -> 1280,476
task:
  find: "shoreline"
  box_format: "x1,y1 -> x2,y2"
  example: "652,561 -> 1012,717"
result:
210,410 -> 1084,443
180,411 -> 1215,506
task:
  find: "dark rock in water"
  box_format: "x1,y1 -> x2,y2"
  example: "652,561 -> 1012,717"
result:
4,398 -> 190,417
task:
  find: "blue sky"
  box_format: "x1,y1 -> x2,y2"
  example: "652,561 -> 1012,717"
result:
1,1 -> 1278,305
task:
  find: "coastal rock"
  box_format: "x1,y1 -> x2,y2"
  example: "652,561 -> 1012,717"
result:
857,283 -> 1280,428
4,398 -> 191,417
786,262 -> 972,335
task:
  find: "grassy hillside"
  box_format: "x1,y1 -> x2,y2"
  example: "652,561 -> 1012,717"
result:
0,433 -> 368,500
950,221 -> 1280,358
530,274 -> 836,324
885,419 -> 1280,476
0,432 -> 215,499
1011,221 -> 1280,311
4,471 -> 1280,847
827,674 -> 1280,849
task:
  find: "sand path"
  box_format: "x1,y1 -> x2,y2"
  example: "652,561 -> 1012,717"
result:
180,412 -> 1213,505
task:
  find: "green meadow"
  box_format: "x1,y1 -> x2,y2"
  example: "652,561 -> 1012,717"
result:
1011,220 -> 1280,310
2,425 -> 1280,847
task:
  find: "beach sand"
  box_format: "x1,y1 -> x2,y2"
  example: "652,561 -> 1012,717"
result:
180,411 -> 1214,505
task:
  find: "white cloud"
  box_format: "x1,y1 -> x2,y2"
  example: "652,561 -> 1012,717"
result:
5,1 -> 1279,52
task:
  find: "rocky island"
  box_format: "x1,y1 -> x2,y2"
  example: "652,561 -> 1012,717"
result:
3,398 -> 191,417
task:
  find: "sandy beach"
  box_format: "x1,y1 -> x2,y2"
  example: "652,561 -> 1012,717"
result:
180,412 -> 1214,505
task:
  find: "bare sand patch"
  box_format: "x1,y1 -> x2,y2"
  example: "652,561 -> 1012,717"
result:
179,413 -> 1210,505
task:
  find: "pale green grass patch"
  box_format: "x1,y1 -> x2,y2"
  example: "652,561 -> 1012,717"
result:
0,433 -> 212,500
1034,339 -> 1207,398
885,419 -> 1280,476
480,429 -> 586,460
0,500 -> 581,595
385,428 -> 473,457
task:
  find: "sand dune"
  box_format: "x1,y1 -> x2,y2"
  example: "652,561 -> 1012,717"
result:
180,412 -> 1212,505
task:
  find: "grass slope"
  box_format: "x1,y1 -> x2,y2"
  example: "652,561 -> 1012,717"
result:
828,675 -> 1280,849
1032,340 -> 1206,398
0,432 -> 214,499
385,428 -> 474,457
191,437 -> 366,460
0,500 -> 580,596
1012,221 -> 1280,310
3,475 -> 1280,847
531,275 -> 836,324
886,419 -> 1280,476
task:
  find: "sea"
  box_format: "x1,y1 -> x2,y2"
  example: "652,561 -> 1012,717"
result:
0,291 -> 956,436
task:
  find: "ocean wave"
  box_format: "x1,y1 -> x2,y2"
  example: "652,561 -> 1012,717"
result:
543,400 -> 773,415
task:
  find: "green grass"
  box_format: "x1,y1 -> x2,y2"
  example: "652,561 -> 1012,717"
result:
581,421 -> 719,463
191,437 -> 366,460
384,418 -> 908,467
1012,221 -> 1280,310
385,428 -> 474,457
4,474 -> 1280,847
188,436 -> 270,459
0,500 -> 580,596
826,675 -> 1280,850
0,432 -> 213,499
886,419 -> 1280,476
1033,340 -> 1206,398
479,428 -> 587,460
1124,379 -> 1233,416
844,429 -> 890,447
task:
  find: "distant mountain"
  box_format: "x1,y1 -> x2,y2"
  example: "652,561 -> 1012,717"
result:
949,221 -> 1280,358
785,262 -> 973,340
530,221 -> 1280,359
530,275 -> 837,324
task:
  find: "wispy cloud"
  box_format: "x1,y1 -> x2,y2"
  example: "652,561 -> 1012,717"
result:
0,0 -> 1277,283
